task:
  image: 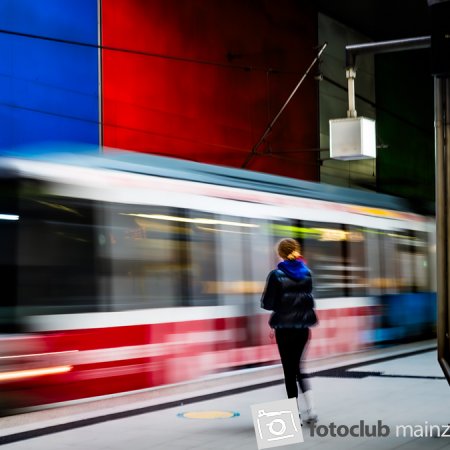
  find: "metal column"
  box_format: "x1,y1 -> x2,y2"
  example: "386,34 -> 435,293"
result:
435,76 -> 450,384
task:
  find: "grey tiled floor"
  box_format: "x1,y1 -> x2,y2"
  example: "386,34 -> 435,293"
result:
1,349 -> 449,450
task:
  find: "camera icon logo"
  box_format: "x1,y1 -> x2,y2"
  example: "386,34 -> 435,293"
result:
251,398 -> 304,449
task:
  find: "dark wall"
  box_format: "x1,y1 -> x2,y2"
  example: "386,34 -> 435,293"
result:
102,0 -> 320,181
375,49 -> 435,206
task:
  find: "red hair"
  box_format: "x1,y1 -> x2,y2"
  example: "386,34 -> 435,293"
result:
277,238 -> 301,260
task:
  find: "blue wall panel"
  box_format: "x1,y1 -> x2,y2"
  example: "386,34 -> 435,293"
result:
0,0 -> 99,149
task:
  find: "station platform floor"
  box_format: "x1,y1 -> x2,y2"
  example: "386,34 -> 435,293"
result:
0,340 -> 449,450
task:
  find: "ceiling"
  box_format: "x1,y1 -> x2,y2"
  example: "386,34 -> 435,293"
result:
316,0 -> 431,41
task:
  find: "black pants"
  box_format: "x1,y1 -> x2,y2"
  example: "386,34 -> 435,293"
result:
275,328 -> 310,398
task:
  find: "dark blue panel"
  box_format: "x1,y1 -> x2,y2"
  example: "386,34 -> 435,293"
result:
0,0 -> 98,44
0,0 -> 99,149
374,292 -> 437,342
0,105 -> 98,150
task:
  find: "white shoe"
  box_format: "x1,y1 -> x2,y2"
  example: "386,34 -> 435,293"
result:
302,390 -> 318,423
304,410 -> 318,424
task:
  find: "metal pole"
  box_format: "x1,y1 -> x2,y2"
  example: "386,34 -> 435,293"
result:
242,42 -> 327,168
346,36 -> 431,69
436,76 -> 450,384
346,68 -> 357,118
443,77 -> 450,383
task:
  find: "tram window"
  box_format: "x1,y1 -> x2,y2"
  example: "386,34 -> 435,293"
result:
214,215 -> 246,306
299,221 -> 347,299
376,229 -> 413,293
101,204 -> 190,310
395,230 -> 430,293
246,218 -> 273,309
365,229 -> 387,295
195,214 -> 268,308
369,229 -> 431,294
17,188 -> 98,314
346,226 -> 367,296
186,210 -> 218,307
412,232 -> 431,291
377,231 -> 398,294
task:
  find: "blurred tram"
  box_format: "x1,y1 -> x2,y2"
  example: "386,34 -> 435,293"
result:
0,149 -> 437,410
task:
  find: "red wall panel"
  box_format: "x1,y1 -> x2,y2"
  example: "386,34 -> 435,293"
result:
102,0 -> 318,181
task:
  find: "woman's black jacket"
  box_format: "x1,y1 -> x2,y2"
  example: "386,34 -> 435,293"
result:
260,268 -> 316,329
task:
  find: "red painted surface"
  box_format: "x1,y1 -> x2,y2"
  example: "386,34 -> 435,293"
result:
0,307 -> 375,408
101,0 -> 319,181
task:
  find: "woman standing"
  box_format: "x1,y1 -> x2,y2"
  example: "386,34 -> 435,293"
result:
261,238 -> 318,423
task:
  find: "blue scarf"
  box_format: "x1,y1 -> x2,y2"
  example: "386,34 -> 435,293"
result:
277,258 -> 310,281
